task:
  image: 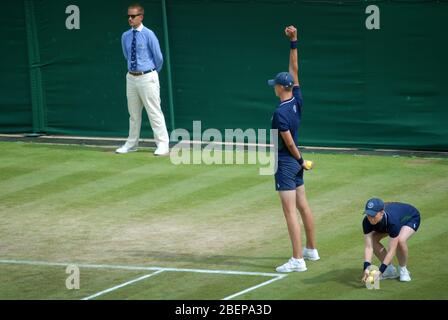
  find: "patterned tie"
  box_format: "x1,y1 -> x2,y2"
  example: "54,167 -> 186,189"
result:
130,30 -> 137,71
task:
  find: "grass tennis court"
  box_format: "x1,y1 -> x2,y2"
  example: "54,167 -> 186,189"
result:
0,141 -> 447,299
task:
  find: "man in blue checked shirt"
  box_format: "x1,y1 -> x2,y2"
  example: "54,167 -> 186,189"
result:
116,3 -> 170,156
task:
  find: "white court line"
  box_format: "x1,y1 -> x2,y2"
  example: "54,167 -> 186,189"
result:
222,275 -> 286,300
156,266 -> 282,277
81,270 -> 165,300
0,259 -> 286,300
0,259 -> 280,277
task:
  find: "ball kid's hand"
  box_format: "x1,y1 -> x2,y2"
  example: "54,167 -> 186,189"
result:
303,160 -> 314,170
361,269 -> 370,283
285,25 -> 298,41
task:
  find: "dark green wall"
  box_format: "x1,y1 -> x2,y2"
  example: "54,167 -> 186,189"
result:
1,0 -> 447,150
0,2 -> 32,132
30,0 -> 167,136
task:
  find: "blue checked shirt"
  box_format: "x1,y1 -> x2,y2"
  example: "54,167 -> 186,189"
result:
121,24 -> 163,72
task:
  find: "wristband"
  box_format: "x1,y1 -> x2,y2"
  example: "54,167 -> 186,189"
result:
298,157 -> 304,166
379,263 -> 388,274
363,261 -> 371,271
290,40 -> 298,49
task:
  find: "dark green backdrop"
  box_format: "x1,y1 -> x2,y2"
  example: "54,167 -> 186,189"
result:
1,0 -> 447,150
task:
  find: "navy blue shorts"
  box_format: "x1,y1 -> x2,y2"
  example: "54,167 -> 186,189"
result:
275,158 -> 304,191
404,214 -> 421,232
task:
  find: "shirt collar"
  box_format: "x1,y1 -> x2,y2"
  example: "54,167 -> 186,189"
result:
132,24 -> 144,32
278,97 -> 295,108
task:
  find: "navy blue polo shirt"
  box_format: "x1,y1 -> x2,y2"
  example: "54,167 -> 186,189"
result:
271,86 -> 303,159
363,202 -> 421,238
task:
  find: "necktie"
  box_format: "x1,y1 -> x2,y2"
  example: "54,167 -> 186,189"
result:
131,30 -> 137,71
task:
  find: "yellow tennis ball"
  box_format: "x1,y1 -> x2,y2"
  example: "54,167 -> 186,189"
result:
367,276 -> 374,284
304,160 -> 314,170
370,270 -> 377,277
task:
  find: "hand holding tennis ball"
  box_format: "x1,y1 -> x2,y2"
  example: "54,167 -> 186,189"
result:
362,269 -> 370,283
303,160 -> 314,170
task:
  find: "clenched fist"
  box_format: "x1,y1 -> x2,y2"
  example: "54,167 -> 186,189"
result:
285,25 -> 298,41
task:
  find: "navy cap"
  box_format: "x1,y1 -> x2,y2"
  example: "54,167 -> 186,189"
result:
268,72 -> 294,88
364,198 -> 385,217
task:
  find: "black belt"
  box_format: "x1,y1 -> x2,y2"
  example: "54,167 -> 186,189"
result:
128,69 -> 155,76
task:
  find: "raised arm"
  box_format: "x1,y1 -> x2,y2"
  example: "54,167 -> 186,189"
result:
285,25 -> 299,86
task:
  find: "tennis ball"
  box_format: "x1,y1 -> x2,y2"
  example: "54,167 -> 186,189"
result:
367,276 -> 374,284
304,160 -> 314,170
370,270 -> 377,277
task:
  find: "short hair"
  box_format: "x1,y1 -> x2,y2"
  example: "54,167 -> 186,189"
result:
128,3 -> 144,14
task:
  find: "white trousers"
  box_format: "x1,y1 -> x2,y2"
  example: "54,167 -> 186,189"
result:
125,71 -> 169,148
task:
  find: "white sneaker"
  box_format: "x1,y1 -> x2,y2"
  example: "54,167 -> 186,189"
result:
380,264 -> 399,280
302,247 -> 320,261
276,257 -> 307,273
399,266 -> 411,282
154,144 -> 169,156
115,145 -> 138,154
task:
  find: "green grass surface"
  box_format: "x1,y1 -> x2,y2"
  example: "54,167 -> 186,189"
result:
0,141 -> 447,299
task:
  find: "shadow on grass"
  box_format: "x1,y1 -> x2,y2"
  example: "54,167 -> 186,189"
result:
127,250 -> 287,269
302,268 -> 362,289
